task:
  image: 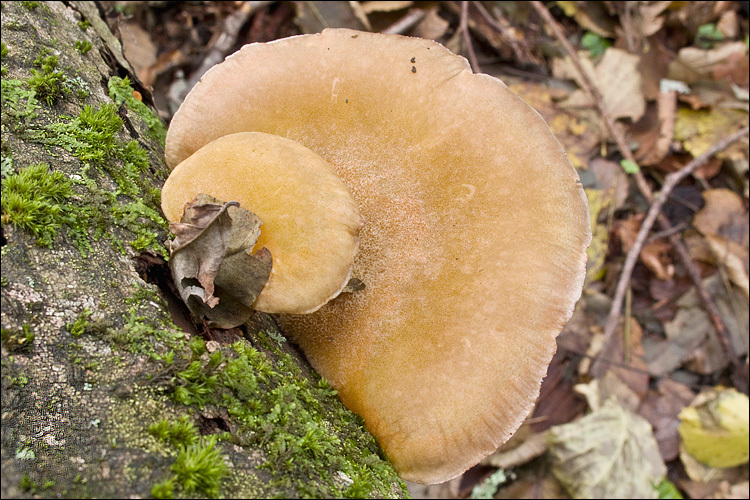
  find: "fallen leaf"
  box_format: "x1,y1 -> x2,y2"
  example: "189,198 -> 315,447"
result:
645,274 -> 749,376
360,0 -> 413,14
293,1 -> 367,34
589,157 -> 629,209
674,107 -> 750,160
556,1 -> 615,37
584,188 -> 610,283
406,476 -> 461,499
554,47 -> 646,122
693,189 -> 749,298
630,2 -> 671,37
532,345 -> 589,430
641,239 -> 675,280
679,387 -> 750,468
412,6 -> 449,41
613,214 -> 674,279
709,480 -> 750,499
169,194 -> 272,329
693,189 -> 749,249
119,20 -> 158,86
706,234 -> 749,299
495,475 -> 566,499
631,91 -> 677,167
601,317 -> 650,411
548,398 -> 667,499
668,41 -> 749,85
638,379 -> 696,461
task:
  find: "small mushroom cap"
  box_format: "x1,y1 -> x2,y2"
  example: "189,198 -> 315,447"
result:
166,29 -> 591,484
161,132 -> 363,314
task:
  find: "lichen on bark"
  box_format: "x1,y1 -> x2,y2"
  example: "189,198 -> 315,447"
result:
0,2 -> 408,498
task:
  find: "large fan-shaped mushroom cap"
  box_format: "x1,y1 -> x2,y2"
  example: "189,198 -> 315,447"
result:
165,28 -> 591,484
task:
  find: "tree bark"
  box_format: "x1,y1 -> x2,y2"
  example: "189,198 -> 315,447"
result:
0,2 -> 407,498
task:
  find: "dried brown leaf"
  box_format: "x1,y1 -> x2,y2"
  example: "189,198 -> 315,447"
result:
412,7 -> 449,41
556,1 -> 615,37
554,48 -> 646,122
119,20 -> 158,86
646,274 -> 749,376
693,189 -> 749,248
360,1 -> 412,14
638,379 -> 696,462
169,194 -> 272,328
632,91 -> 677,167
668,41 -> 749,85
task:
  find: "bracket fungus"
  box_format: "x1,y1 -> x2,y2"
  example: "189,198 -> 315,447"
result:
162,29 -> 591,484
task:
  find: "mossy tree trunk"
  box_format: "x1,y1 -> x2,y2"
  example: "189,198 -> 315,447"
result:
0,2 -> 407,498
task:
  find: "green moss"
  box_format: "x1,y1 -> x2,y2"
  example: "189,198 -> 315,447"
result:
151,478 -> 175,499
114,303 -> 186,353
75,40 -> 92,54
1,41 -> 7,76
101,321 -> 405,498
20,473 -> 35,492
3,19 -> 24,31
0,162 -> 72,246
173,359 -> 219,408
77,19 -> 91,31
148,417 -> 228,498
68,308 -> 92,337
39,103 -> 168,257
1,77 -> 41,130
28,51 -> 68,105
2,44 -> 169,258
108,76 -> 167,145
20,1 -> 39,11
148,416 -> 198,447
163,332 -> 407,498
45,104 -> 122,164
171,435 -> 227,497
9,373 -> 29,387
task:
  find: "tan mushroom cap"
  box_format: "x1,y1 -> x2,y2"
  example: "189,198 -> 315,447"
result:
165,29 -> 591,484
161,132 -> 364,314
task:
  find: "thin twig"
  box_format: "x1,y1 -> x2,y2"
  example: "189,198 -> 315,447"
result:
592,125 -> 749,376
471,0 -> 524,61
382,8 -> 426,35
646,222 -> 688,243
180,1 -> 271,101
460,1 -> 481,73
529,1 -> 653,200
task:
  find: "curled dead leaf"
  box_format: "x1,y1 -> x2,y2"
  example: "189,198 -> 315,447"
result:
169,194 -> 272,328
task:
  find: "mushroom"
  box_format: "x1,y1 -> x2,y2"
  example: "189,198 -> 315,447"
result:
162,132 -> 364,314
164,29 -> 591,484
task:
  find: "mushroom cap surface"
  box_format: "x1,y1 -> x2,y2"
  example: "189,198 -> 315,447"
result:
162,132 -> 363,314
166,29 -> 591,484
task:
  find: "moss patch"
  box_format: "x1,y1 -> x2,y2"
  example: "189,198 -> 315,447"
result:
1,35 -> 169,258
149,417 -> 228,498
108,76 -> 166,145
28,50 -> 68,105
158,332 -> 408,498
0,162 -> 72,246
